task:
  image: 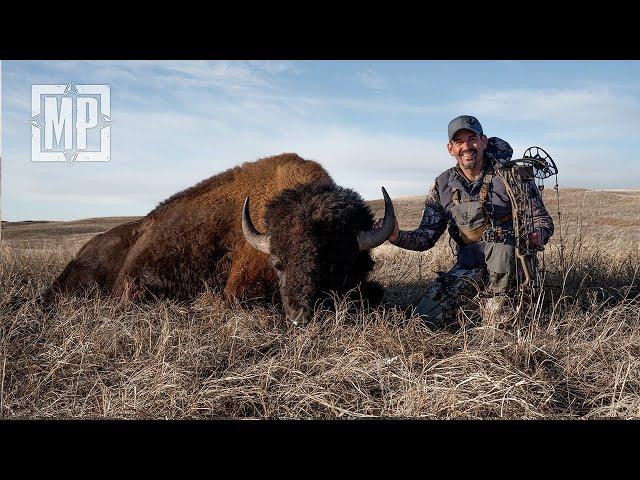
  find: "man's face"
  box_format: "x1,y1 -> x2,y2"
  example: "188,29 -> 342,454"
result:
447,129 -> 488,170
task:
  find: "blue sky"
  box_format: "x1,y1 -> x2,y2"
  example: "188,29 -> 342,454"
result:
2,60 -> 640,221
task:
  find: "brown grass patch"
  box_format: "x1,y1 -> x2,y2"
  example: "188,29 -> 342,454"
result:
1,191 -> 640,418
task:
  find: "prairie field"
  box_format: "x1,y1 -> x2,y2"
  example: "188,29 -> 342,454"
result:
1,188 -> 640,418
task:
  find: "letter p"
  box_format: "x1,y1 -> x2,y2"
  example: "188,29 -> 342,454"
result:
76,97 -> 98,150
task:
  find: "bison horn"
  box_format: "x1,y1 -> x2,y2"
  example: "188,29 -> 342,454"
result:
357,186 -> 397,251
242,197 -> 272,254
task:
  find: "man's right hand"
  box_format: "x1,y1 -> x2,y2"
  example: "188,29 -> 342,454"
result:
373,217 -> 400,244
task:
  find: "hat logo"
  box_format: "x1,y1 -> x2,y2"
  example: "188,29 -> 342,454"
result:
466,117 -> 475,125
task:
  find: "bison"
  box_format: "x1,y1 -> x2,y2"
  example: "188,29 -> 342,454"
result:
45,153 -> 396,324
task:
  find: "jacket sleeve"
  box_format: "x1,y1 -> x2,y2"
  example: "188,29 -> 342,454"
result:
528,180 -> 555,244
392,180 -> 447,251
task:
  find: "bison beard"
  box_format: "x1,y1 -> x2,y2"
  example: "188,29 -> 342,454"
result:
44,153 -> 391,325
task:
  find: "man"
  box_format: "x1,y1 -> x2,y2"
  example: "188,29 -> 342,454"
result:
375,115 -> 554,328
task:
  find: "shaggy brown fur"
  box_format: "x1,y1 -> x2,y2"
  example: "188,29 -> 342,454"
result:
45,154 -> 381,315
47,219 -> 143,296
264,180 -> 383,320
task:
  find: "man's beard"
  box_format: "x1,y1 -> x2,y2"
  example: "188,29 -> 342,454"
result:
459,154 -> 478,169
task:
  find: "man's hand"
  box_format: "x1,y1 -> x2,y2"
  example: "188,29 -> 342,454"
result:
529,231 -> 544,249
373,217 -> 400,244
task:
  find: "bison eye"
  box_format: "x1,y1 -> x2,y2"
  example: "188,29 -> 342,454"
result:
270,256 -> 283,271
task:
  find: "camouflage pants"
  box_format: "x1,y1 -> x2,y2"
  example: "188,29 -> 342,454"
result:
414,264 -> 486,328
484,240 -> 516,296
414,242 -> 516,328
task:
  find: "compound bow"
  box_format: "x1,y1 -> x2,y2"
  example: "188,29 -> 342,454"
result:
493,146 -> 559,312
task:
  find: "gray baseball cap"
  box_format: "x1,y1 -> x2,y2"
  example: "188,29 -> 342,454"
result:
448,115 -> 483,141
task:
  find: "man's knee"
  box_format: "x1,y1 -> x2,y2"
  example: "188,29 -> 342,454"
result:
484,242 -> 516,294
488,271 -> 513,294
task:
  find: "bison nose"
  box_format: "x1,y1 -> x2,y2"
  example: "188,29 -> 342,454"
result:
287,307 -> 311,326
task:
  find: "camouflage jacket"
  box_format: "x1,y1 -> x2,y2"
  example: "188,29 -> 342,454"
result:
393,137 -> 555,268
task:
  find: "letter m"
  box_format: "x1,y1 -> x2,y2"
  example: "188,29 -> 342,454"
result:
44,97 -> 73,150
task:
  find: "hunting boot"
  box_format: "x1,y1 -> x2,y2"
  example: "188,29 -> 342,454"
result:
414,295 -> 445,329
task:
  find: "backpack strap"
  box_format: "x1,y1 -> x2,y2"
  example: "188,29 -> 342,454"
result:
478,171 -> 493,203
451,188 -> 461,205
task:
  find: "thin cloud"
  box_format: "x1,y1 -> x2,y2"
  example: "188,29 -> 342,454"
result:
357,69 -> 388,91
458,86 -> 640,140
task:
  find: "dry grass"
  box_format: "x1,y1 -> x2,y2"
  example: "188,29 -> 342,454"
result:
1,189 -> 640,418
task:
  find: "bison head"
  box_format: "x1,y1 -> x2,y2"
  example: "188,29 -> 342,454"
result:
242,181 -> 396,325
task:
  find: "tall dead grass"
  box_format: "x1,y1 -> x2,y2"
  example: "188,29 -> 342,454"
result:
1,210 -> 640,418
